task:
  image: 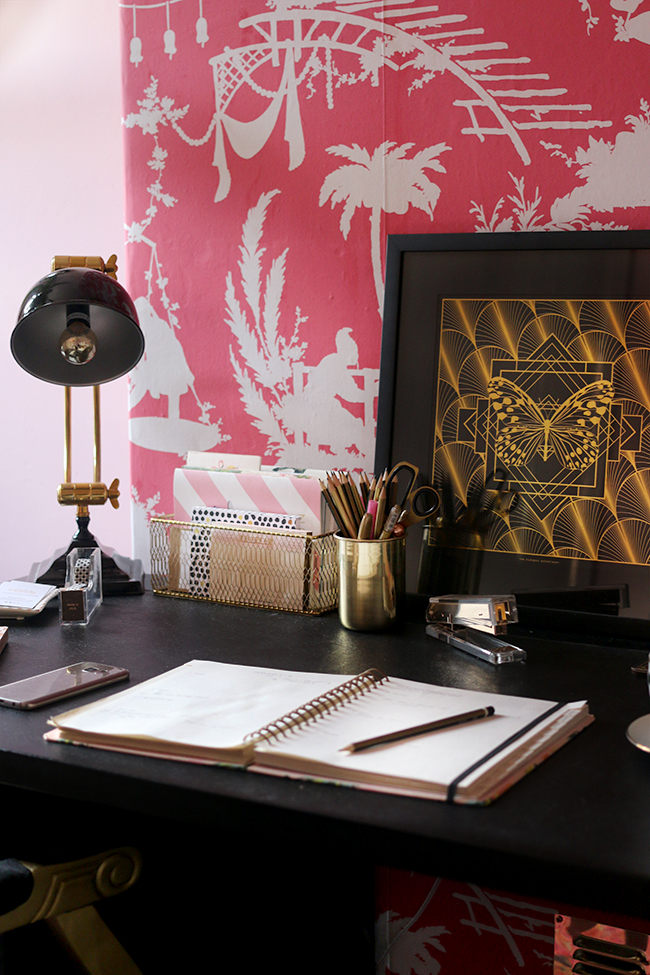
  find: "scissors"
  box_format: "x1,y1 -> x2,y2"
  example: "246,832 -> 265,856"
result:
483,468 -> 519,518
456,468 -> 518,531
384,462 -> 440,528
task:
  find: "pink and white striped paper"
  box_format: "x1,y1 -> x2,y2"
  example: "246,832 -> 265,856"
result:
173,469 -> 327,535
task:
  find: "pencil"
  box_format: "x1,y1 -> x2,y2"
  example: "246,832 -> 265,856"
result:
374,486 -> 386,540
359,471 -> 370,508
320,481 -> 347,536
340,706 -> 496,753
374,470 -> 386,502
337,473 -> 361,533
326,475 -> 356,537
345,473 -> 365,523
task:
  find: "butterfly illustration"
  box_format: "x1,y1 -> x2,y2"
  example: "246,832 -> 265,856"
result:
487,377 -> 615,471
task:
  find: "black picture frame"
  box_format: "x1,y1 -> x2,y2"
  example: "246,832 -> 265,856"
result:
375,230 -> 650,628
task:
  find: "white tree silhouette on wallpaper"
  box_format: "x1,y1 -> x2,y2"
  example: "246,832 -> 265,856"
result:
470,99 -> 649,231
226,191 -> 378,467
612,0 -> 650,44
319,141 -> 450,315
577,0 -> 599,33
549,98 -> 650,222
572,0 -> 650,43
124,77 -> 228,456
376,878 -> 558,974
375,909 -> 449,975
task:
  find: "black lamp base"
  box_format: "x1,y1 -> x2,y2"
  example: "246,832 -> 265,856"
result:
33,514 -> 144,596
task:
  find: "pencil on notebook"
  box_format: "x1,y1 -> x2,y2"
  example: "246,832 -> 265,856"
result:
341,706 -> 496,752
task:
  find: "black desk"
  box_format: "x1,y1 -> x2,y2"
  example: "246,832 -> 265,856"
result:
1,593 -> 649,967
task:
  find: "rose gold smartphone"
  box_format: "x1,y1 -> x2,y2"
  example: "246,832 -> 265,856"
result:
0,662 -> 129,709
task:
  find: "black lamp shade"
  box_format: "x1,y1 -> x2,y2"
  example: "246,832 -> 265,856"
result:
11,267 -> 144,386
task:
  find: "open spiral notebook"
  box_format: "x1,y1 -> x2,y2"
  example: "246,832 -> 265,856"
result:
46,660 -> 593,805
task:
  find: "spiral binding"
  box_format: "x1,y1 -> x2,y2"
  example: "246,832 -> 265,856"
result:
245,668 -> 388,744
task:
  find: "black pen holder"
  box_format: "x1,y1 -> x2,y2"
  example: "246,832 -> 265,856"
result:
416,525 -> 484,597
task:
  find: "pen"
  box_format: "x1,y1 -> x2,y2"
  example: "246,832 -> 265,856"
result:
340,706 -> 496,753
378,504 -> 401,540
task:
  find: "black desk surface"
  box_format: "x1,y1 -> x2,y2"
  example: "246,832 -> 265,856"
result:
1,592 -> 649,919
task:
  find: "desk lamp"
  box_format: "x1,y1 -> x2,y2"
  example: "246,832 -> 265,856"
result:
11,255 -> 145,594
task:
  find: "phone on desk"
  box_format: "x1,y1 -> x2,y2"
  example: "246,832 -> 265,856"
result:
0,662 -> 129,709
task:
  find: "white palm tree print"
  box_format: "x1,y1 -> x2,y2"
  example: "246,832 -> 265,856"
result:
319,141 -> 451,313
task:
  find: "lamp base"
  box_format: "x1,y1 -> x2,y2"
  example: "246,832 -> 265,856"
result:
627,713 -> 650,753
30,515 -> 144,596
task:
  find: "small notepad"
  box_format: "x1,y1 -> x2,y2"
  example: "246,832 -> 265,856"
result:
0,581 -> 58,616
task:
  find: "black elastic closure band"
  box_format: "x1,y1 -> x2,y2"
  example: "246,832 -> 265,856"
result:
446,701 -> 566,803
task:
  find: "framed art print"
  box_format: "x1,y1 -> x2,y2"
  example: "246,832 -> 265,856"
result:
376,231 -> 650,621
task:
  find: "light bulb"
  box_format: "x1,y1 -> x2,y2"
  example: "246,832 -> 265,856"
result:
60,322 -> 97,365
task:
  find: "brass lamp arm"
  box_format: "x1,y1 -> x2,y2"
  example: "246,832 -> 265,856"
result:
63,385 -> 119,513
57,480 -> 120,509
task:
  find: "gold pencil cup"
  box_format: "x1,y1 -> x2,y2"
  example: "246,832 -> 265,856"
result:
337,534 -> 406,631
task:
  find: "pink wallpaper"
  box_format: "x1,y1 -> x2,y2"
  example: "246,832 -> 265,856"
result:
119,0 -> 649,566
375,867 -> 650,974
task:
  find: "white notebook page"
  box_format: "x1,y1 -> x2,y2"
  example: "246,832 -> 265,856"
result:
254,676 -> 577,789
53,660 -> 355,748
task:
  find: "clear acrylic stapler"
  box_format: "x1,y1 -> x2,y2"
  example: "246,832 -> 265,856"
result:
425,594 -> 526,665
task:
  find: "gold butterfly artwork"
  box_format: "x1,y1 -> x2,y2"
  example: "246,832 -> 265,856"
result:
487,377 -> 615,471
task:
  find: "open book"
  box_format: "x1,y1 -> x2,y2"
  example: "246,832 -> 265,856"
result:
47,660 -> 593,805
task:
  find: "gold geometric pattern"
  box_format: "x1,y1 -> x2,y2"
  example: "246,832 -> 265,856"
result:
434,298 -> 650,565
487,376 -> 614,471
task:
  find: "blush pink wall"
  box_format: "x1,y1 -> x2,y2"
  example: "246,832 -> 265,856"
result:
0,0 -> 131,582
